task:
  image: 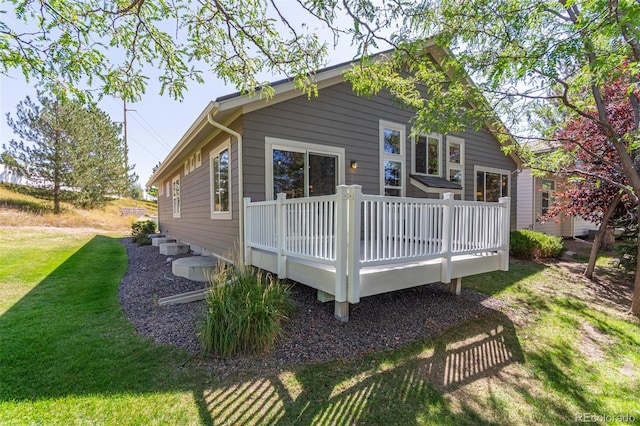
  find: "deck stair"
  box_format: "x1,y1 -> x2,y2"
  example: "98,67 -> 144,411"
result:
172,256 -> 217,282
160,242 -> 190,255
152,237 -> 176,247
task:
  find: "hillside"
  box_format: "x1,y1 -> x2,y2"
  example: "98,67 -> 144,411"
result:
0,183 -> 157,233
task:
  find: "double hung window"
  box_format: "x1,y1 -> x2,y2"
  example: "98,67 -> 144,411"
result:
380,120 -> 405,196
211,141 -> 231,219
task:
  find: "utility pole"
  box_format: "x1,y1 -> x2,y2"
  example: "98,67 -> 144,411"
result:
123,99 -> 129,171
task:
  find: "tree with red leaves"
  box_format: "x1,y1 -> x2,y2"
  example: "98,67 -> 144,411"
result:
538,76 -> 638,282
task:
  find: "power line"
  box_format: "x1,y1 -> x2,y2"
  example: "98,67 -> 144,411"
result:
130,111 -> 173,150
128,134 -> 164,162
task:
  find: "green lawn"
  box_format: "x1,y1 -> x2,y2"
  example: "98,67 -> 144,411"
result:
1,228 -> 639,425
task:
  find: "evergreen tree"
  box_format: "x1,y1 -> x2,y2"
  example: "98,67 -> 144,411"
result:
3,93 -> 132,212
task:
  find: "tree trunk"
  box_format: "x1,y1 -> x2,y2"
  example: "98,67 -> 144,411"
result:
585,192 -> 622,279
633,212 -> 640,316
53,181 -> 60,214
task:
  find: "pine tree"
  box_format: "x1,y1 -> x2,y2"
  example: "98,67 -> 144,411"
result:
3,93 -> 132,212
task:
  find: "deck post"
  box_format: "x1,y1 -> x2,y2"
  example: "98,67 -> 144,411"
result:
334,301 -> 349,322
243,197 -> 252,266
276,192 -> 287,279
347,185 -> 362,304
334,186 -> 349,321
440,192 -> 454,284
499,196 -> 511,271
450,277 -> 462,295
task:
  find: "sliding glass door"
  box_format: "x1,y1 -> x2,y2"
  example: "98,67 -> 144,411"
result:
273,149 -> 338,199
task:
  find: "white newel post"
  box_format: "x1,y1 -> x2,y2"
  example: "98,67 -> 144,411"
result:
276,192 -> 287,279
499,196 -> 511,271
347,185 -> 362,304
334,185 -> 349,321
243,197 -> 252,266
440,192 -> 454,284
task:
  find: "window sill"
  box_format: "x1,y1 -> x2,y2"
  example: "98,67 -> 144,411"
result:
211,213 -> 232,220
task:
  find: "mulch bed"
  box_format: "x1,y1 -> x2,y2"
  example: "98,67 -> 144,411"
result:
118,238 -> 507,375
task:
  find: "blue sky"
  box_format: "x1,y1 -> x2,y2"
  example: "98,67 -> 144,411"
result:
0,5 -> 369,190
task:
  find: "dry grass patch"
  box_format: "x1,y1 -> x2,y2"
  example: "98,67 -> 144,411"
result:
0,183 -> 156,233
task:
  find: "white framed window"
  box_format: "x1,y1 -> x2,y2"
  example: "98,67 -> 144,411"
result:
265,137 -> 345,200
184,161 -> 189,176
165,181 -> 170,198
210,140 -> 232,219
541,179 -> 555,215
158,183 -> 164,197
195,149 -> 202,168
189,155 -> 195,172
413,133 -> 441,176
446,136 -> 465,196
474,166 -> 510,202
380,120 -> 405,196
172,175 -> 181,218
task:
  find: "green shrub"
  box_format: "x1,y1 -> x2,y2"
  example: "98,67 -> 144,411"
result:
131,219 -> 157,245
199,262 -> 295,358
510,229 -> 566,259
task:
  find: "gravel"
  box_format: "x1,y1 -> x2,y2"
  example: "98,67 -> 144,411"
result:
118,238 -> 507,375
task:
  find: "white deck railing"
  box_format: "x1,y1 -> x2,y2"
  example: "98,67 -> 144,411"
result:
244,185 -> 510,304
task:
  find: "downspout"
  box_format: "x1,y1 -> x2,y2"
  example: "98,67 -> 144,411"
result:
207,111 -> 244,263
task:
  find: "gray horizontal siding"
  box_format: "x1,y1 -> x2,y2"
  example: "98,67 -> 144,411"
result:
157,78 -> 519,257
244,81 -> 518,228
156,118 -> 242,258
243,82 -> 414,200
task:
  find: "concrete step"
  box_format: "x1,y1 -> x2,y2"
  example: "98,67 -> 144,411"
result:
148,233 -> 166,239
152,237 -> 176,247
172,256 -> 217,282
160,242 -> 190,255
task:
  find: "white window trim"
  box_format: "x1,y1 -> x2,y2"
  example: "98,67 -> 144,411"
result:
189,155 -> 195,172
172,175 -> 181,218
379,120 -> 406,196
446,136 -> 465,200
195,149 -> 202,168
473,165 -> 511,202
412,133 -> 442,177
165,181 -> 170,198
265,137 -> 345,200
184,161 -> 189,176
210,139 -> 232,220
541,178 -> 555,215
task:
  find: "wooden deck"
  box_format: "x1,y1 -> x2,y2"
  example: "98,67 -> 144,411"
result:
244,185 -> 510,321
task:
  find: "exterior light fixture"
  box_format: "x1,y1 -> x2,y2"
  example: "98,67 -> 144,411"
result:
351,161 -> 358,169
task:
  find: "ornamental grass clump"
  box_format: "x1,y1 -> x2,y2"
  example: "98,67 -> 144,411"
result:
199,261 -> 295,358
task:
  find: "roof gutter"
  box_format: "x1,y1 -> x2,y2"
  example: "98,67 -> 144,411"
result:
207,110 -> 244,264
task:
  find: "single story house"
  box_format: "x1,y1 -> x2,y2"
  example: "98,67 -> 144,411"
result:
148,42 -> 521,320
